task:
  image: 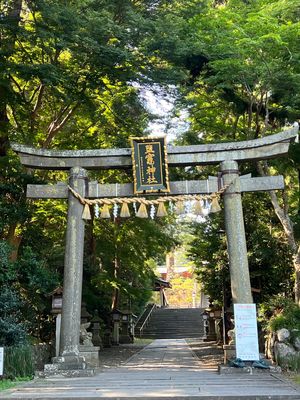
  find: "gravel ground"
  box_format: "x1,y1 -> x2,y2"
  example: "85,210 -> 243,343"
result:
97,340 -> 152,371
96,338 -> 224,371
186,339 -> 224,369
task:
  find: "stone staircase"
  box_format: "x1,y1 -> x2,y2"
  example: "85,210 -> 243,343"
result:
140,307 -> 205,339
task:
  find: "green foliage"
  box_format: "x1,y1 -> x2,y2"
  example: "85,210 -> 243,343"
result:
1,0 -> 157,148
167,275 -> 195,307
0,245 -> 28,346
1,0 -> 299,342
243,193 -> 294,301
277,353 -> 300,372
0,286 -> 27,347
0,377 -> 32,391
189,214 -> 230,303
188,190 -> 293,304
3,346 -> 34,379
0,0 -> 183,332
165,0 -> 300,306
0,154 -> 36,237
0,241 -> 16,283
86,217 -> 177,315
0,240 -> 58,343
165,0 -> 300,144
259,295 -> 300,332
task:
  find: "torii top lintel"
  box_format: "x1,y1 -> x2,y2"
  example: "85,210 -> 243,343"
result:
11,127 -> 298,170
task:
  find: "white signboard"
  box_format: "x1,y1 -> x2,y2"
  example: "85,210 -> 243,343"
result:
0,347 -> 4,376
234,303 -> 259,361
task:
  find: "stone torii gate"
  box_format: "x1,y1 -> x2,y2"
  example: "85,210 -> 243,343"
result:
12,126 -> 298,372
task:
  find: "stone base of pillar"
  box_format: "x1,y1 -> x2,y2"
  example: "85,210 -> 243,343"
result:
218,364 -> 281,374
79,345 -> 100,368
42,354 -> 96,378
52,354 -> 86,369
42,363 -> 95,378
223,344 -> 236,364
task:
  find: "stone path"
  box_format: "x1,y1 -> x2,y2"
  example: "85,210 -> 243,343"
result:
0,339 -> 300,399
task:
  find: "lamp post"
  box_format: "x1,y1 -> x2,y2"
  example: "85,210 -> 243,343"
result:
120,311 -> 134,344
91,310 -> 103,348
202,311 -> 209,338
111,309 -> 122,345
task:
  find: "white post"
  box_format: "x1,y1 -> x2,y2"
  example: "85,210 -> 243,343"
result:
0,347 -> 4,376
55,314 -> 61,357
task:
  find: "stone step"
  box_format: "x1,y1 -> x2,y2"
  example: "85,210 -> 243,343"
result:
147,325 -> 203,328
150,310 -> 204,315
143,328 -> 204,332
142,332 -> 205,336
148,322 -> 204,324
40,367 -> 95,378
149,321 -> 203,324
150,319 -> 203,321
144,329 -> 204,332
145,328 -> 204,332
141,307 -> 206,339
151,314 -> 203,318
149,317 -> 203,321
147,326 -> 203,330
141,335 -> 204,339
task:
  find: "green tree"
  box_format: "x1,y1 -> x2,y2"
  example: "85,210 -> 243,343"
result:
86,216 -> 177,315
159,0 -> 300,304
0,0 -> 182,335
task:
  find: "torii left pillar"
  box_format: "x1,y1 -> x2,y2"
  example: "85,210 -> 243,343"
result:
53,166 -> 87,369
221,160 -> 252,304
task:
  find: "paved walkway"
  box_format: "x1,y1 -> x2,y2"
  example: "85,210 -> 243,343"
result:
1,339 -> 300,399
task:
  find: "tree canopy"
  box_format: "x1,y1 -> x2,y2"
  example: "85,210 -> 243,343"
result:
1,0 -> 300,343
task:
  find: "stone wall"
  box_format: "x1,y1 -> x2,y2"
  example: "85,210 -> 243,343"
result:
265,328 -> 300,364
32,344 -> 53,371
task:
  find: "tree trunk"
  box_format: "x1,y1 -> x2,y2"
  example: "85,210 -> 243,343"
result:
294,247 -> 300,305
0,0 -> 23,155
6,223 -> 22,261
257,161 -> 300,305
111,257 -> 120,310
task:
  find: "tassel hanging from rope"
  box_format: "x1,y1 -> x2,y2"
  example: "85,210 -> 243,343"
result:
67,183 -> 227,221
120,202 -> 130,218
210,197 -> 221,213
156,202 -> 167,217
193,200 -> 204,216
100,204 -> 111,219
136,203 -> 148,218
82,204 -> 91,220
175,201 -> 185,215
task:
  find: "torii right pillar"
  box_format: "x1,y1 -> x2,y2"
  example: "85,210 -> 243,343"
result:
221,160 -> 253,304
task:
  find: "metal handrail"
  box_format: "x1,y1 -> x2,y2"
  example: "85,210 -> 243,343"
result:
135,306 -> 148,327
139,303 -> 156,337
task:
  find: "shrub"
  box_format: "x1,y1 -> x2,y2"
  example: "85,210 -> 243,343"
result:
0,286 -> 27,347
4,346 -> 34,379
258,295 -> 300,333
0,319 -> 27,347
277,353 -> 300,372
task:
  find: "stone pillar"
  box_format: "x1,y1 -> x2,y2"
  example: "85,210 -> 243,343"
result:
221,160 -> 252,304
58,167 -> 88,364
